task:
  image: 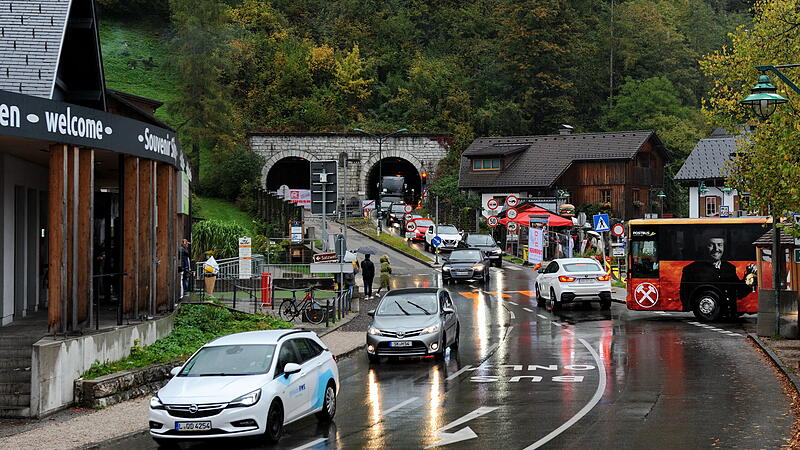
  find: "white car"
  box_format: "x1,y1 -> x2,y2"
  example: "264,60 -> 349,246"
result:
535,258 -> 612,310
424,224 -> 462,252
149,330 -> 339,444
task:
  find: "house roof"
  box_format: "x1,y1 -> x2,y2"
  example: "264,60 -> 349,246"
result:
459,130 -> 659,189
675,136 -> 739,181
464,144 -> 529,157
753,228 -> 796,246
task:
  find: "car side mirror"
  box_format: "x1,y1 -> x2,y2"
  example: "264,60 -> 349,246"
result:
442,307 -> 455,315
367,309 -> 375,317
283,363 -> 302,376
442,256 -> 448,262
170,366 -> 182,377
537,267 -> 544,274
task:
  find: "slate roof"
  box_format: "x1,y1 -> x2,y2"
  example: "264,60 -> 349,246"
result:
459,131 -> 659,189
674,135 -> 741,181
0,0 -> 71,99
753,228 -> 796,246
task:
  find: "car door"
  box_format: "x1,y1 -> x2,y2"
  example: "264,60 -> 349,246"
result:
274,340 -> 311,422
440,291 -> 457,345
293,338 -> 325,416
540,262 -> 559,296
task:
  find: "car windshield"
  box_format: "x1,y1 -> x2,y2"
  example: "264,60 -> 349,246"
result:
437,225 -> 458,234
466,235 -> 496,246
449,250 -> 481,262
178,344 -> 276,377
416,219 -> 434,227
391,205 -> 406,213
377,293 -> 438,316
564,262 -> 603,273
381,201 -> 392,208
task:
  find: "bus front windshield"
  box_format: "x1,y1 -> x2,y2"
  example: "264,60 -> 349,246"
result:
630,238 -> 658,278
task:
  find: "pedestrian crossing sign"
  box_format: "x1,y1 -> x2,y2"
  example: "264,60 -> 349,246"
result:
593,214 -> 610,232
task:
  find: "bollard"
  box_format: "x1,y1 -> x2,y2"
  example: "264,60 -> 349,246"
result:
325,300 -> 330,327
233,283 -> 237,310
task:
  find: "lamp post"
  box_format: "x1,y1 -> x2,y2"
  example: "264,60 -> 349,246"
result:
656,190 -> 666,217
353,128 -> 408,235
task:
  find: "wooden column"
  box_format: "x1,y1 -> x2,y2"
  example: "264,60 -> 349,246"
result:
139,160 -> 155,316
77,148 -> 94,325
156,163 -> 171,311
47,145 -> 68,332
67,146 -> 79,330
122,156 -> 139,316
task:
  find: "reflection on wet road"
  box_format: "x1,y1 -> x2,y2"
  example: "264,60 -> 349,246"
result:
107,264 -> 794,449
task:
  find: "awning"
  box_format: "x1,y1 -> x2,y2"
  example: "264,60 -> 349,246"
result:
499,205 -> 573,227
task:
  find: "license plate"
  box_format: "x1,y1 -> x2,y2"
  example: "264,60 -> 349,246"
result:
175,421 -> 212,431
390,341 -> 413,347
577,278 -> 593,284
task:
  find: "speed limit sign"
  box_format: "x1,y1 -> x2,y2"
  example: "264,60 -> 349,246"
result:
406,221 -> 417,232
507,208 -> 518,219
404,204 -> 413,213
505,195 -> 519,208
487,198 -> 499,210
487,216 -> 499,227
507,221 -> 518,232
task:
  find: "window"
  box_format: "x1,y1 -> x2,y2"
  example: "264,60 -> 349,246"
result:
630,238 -> 658,278
275,341 -> 300,377
705,196 -> 718,217
599,189 -> 611,204
472,159 -> 500,171
632,189 -> 640,203
545,261 -> 560,274
178,345 -> 276,377
294,339 -> 322,362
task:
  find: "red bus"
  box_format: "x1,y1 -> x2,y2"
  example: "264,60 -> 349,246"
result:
626,217 -> 770,321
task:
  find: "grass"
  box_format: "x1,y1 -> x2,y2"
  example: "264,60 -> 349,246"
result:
503,254 -> 526,265
612,279 -> 627,288
82,304 -> 291,380
195,197 -> 255,235
348,219 -> 432,262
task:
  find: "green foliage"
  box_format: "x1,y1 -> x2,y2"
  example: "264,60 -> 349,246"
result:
97,0 -> 170,18
194,196 -> 255,235
191,219 -> 249,260
428,174 -> 481,210
199,146 -> 264,201
82,304 -> 292,379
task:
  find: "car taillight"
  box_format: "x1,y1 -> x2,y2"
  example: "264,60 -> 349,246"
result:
558,276 -> 575,282
596,274 -> 611,281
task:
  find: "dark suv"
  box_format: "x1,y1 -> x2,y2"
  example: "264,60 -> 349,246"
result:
461,234 -> 503,267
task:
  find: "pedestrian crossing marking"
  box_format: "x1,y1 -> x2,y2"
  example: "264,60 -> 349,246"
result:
523,307 -> 534,312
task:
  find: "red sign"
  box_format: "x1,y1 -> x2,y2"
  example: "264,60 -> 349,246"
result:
505,195 -> 519,208
406,221 -> 417,232
404,204 -> 413,213
507,221 -> 518,232
312,252 -> 338,263
404,213 -> 413,221
487,198 -> 499,210
633,282 -> 659,308
612,223 -> 625,237
487,216 -> 499,227
507,208 -> 518,219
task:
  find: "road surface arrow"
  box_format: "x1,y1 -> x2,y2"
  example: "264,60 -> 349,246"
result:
425,406 -> 499,448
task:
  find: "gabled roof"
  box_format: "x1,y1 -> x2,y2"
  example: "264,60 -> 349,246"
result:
674,129 -> 750,181
459,130 -> 659,189
464,144 -> 529,157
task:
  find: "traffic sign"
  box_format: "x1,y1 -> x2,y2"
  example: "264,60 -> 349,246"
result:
312,252 -> 338,263
487,198 -> 499,210
507,222 -> 518,232
507,208 -> 518,219
406,221 -> 417,232
404,204 -> 413,213
404,213 -> 413,221
310,161 -> 337,215
593,214 -> 610,232
487,216 -> 499,227
505,195 -> 519,208
431,236 -> 443,247
719,205 -> 730,218
611,223 -> 625,237
611,243 -> 625,257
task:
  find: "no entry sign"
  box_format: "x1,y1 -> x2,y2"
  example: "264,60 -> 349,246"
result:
487,216 -> 499,227
507,208 -> 518,219
487,198 -> 499,210
505,195 -> 519,208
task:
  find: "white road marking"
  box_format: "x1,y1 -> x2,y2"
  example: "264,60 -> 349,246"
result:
382,397 -> 419,416
509,301 -> 519,305
446,365 -> 474,381
506,265 -> 523,271
537,314 -> 548,319
523,339 -> 606,449
425,406 -> 500,448
523,307 -> 534,313
291,438 -> 327,450
509,310 -> 516,319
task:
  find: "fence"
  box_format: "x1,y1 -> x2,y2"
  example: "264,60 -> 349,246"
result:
251,188 -> 304,226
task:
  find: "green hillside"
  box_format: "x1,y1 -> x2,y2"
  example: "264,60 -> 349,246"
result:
99,19 -> 179,126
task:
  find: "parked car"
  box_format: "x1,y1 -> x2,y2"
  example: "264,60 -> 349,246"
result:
366,288 -> 459,363
442,249 -> 491,284
149,330 -> 339,444
424,224 -> 462,252
406,217 -> 434,241
387,203 -> 408,227
460,233 -> 503,267
534,258 -> 612,310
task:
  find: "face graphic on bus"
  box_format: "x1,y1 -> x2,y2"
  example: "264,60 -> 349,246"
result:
706,237 -> 724,262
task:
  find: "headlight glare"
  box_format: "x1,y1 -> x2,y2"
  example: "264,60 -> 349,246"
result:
368,327 -> 382,336
421,325 -> 439,334
229,389 -> 261,408
473,264 -> 485,271
150,396 -> 164,410
442,266 -> 451,271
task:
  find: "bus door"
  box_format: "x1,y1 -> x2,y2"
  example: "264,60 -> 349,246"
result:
628,227 -> 663,310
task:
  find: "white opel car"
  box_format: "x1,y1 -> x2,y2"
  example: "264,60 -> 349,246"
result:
535,258 -> 612,310
149,330 -> 339,445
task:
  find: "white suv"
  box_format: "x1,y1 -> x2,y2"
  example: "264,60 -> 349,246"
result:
424,224 -> 462,252
149,330 -> 339,444
535,258 -> 612,310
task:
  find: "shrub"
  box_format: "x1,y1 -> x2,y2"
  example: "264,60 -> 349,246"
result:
199,146 -> 264,202
191,219 -> 249,260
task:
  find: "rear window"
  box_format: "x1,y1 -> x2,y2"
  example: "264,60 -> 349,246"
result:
564,263 -> 602,273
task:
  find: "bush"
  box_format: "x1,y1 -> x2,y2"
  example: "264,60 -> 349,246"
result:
200,146 -> 264,202
192,219 -> 249,260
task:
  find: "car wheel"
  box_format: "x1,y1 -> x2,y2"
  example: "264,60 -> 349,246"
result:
600,296 -> 612,310
152,438 -> 178,449
451,325 -> 460,350
315,381 -> 337,422
550,288 -> 560,311
535,284 -> 545,307
368,352 -> 380,364
265,400 -> 284,443
693,290 -> 722,322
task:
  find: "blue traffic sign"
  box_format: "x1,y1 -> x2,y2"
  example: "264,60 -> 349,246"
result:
593,214 -> 610,232
431,236 -> 443,247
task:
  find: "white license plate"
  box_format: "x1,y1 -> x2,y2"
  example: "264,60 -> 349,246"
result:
405,232 -> 416,238
175,421 -> 212,431
390,341 -> 413,347
577,278 -> 594,284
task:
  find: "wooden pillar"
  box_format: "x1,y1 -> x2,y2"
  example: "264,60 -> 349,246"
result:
156,163 -> 171,311
122,156 -> 139,316
77,148 -> 94,325
139,160 -> 155,316
47,145 -> 67,333
66,146 -> 79,330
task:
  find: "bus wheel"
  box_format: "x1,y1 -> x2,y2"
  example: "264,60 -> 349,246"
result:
693,291 -> 722,322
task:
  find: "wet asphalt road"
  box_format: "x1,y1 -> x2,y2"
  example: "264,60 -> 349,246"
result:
105,261 -> 793,449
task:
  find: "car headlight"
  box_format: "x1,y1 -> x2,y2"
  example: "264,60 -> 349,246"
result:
492,249 -> 502,255
368,327 -> 383,336
472,264 -> 485,271
228,389 -> 261,408
150,395 -> 165,410
442,266 -> 451,271
421,325 -> 440,334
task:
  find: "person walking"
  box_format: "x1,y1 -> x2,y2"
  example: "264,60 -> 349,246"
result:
376,255 -> 392,296
179,239 -> 192,297
360,254 -> 375,297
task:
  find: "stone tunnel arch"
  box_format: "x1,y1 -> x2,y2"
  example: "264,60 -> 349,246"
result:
363,149 -> 423,204
261,150 -> 318,190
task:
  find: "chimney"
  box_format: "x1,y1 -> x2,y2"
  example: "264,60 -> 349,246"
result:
559,124 -> 573,135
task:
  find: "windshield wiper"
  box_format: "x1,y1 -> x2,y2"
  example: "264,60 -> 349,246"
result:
393,300 -> 411,315
406,301 -> 431,315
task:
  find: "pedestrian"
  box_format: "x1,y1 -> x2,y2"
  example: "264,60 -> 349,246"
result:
376,255 -> 392,296
343,252 -> 358,296
179,238 -> 192,297
360,254 -> 375,297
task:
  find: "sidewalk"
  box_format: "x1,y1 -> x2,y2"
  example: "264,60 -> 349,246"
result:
0,325 -> 366,450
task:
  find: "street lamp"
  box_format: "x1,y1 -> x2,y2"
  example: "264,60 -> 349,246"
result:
656,190 -> 666,217
353,128 -> 408,234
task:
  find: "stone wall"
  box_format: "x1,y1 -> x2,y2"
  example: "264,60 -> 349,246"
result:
74,360 -> 181,409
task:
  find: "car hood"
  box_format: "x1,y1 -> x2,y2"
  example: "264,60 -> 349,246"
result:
158,374 -> 268,404
469,244 -> 500,252
436,234 -> 461,240
371,314 -> 439,331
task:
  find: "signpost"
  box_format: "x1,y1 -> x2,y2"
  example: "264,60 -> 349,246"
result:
507,208 -> 518,219
487,198 -> 499,210
431,235 -> 443,248
311,160 -> 337,248
405,221 -> 417,239
312,252 -> 338,263
593,214 -> 610,268
404,204 -> 413,213
487,216 -> 499,227
505,195 -> 519,208
611,223 -> 625,237
238,237 -> 252,279
611,243 -> 625,258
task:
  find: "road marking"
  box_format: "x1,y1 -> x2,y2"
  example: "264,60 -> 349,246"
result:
523,307 -> 534,313
425,406 -> 500,448
537,314 -> 548,319
509,301 -> 519,305
382,397 -> 419,416
509,310 -> 516,319
291,438 -> 327,450
551,322 -> 563,327
523,339 -> 606,449
446,365 -> 475,381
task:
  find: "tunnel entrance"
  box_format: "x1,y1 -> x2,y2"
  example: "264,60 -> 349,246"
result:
366,157 -> 421,205
266,157 -> 310,191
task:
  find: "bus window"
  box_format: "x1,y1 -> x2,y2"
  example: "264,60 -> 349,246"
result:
631,239 -> 658,278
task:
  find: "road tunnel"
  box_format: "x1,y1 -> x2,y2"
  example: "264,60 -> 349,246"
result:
366,157 -> 421,204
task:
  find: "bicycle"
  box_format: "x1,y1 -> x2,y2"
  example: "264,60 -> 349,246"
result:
278,287 -> 327,324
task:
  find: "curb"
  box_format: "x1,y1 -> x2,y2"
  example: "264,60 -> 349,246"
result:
748,333 -> 800,396
81,429 -> 148,449
343,222 -> 436,268
334,343 -> 367,361
302,311 -> 358,337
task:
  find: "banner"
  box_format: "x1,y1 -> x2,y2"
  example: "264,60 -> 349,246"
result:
529,227 -> 544,264
288,189 -> 311,209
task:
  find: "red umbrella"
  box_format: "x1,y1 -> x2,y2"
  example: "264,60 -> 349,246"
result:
499,205 -> 573,227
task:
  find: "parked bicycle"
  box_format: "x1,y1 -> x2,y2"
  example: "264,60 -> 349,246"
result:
278,287 -> 327,324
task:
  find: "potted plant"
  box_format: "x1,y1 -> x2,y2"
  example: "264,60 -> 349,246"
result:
632,200 -> 644,208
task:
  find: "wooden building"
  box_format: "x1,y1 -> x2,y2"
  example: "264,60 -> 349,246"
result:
458,129 -> 667,220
